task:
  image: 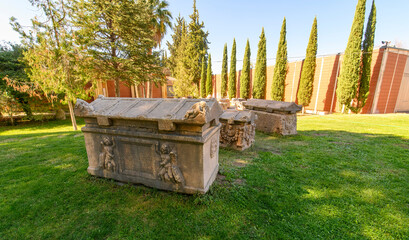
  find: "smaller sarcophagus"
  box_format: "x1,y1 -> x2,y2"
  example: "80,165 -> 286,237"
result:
244,99 -> 302,136
75,96 -> 223,194
219,110 -> 256,151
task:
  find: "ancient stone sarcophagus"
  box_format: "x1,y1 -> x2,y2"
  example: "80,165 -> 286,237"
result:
219,110 -> 256,151
74,96 -> 223,194
244,99 -> 302,135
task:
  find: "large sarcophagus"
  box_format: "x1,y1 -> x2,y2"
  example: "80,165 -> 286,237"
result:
244,99 -> 302,135
75,96 -> 223,194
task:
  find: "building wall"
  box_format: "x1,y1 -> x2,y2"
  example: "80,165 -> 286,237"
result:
214,47 -> 409,114
95,47 -> 409,114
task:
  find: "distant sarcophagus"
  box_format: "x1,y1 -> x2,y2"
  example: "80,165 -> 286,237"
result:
244,99 -> 302,136
219,110 -> 256,151
75,96 -> 223,194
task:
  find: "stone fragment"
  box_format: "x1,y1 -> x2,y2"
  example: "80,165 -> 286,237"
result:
75,97 -> 223,194
219,110 -> 256,151
244,99 -> 302,136
231,98 -> 247,110
218,98 -> 230,111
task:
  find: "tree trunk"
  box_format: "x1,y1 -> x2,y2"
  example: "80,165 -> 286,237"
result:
68,100 -> 78,131
9,112 -> 14,126
302,106 -> 305,115
115,79 -> 120,97
147,81 -> 152,98
341,104 -> 346,114
135,85 -> 140,98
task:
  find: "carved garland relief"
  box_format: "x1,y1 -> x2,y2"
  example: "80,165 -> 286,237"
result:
220,121 -> 255,148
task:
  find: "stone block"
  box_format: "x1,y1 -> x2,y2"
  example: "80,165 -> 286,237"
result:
219,110 -> 255,151
244,99 -> 302,136
75,96 -> 223,194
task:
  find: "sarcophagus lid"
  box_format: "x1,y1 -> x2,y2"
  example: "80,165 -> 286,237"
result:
244,99 -> 302,114
74,96 -> 223,194
75,96 -> 223,129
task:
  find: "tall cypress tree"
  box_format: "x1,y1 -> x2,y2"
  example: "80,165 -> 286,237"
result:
200,56 -> 206,97
253,28 -> 267,99
336,0 -> 366,112
351,0 -> 376,113
228,38 -> 237,99
206,54 -> 212,96
240,39 -> 251,99
271,17 -> 288,101
297,17 -> 318,110
221,43 -> 228,98
185,0 -> 209,91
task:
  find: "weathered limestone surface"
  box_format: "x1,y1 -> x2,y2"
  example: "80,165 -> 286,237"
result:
244,99 -> 302,135
218,98 -> 230,111
230,98 -> 247,110
219,110 -> 255,151
75,96 -> 223,194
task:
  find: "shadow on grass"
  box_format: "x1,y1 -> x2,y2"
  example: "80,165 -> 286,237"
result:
1,127 -> 409,239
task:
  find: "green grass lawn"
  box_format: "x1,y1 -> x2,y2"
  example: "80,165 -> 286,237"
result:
1,114 -> 408,239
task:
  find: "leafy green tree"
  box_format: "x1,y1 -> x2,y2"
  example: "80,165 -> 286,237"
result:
351,0 -> 376,113
336,0 -> 366,112
240,39 -> 251,99
200,56 -> 206,97
167,16 -> 185,75
149,0 -> 172,48
206,54 -> 213,96
170,0 -> 209,97
271,18 -> 288,101
12,0 -> 91,130
184,0 -> 209,91
0,43 -> 33,118
221,43 -> 228,98
297,17 -> 318,111
74,0 -> 164,98
173,21 -> 197,97
253,28 -> 267,99
228,39 -> 237,99
146,0 -> 172,98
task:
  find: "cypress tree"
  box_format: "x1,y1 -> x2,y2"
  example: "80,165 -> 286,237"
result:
206,54 -> 212,96
221,43 -> 228,98
240,39 -> 251,99
297,17 -> 318,110
253,28 -> 267,99
200,56 -> 206,97
271,17 -> 288,101
185,0 -> 209,91
336,0 -> 366,112
228,38 -> 237,99
351,0 -> 376,113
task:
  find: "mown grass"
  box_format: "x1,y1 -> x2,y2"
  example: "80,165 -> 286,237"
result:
1,114 -> 408,239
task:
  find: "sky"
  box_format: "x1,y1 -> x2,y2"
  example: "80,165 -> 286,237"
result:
1,0 -> 409,74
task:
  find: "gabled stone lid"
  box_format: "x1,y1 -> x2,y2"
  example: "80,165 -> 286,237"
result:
74,96 -> 223,126
244,99 -> 302,114
219,110 -> 255,123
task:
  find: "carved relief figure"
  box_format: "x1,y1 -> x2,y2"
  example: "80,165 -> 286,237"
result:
99,136 -> 116,172
158,144 -> 185,185
184,101 -> 208,120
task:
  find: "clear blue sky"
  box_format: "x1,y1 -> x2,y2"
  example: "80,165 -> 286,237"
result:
1,0 -> 409,74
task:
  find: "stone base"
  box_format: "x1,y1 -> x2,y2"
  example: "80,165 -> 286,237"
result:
82,123 -> 221,194
252,111 -> 298,135
88,163 -> 219,194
